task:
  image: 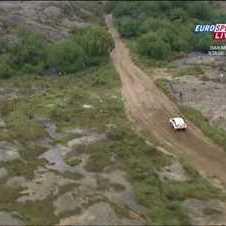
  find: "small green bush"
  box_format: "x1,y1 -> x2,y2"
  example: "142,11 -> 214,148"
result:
73,26 -> 114,65
137,32 -> 171,60
10,31 -> 47,69
118,17 -> 142,38
169,8 -> 189,22
46,39 -> 86,74
186,1 -> 215,20
192,33 -> 212,53
0,62 -> 14,79
140,17 -> 171,33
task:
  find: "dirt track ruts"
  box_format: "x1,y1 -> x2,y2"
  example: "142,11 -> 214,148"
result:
106,14 -> 226,188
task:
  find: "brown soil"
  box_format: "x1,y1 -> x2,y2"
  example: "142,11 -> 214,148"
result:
105,14 -> 226,188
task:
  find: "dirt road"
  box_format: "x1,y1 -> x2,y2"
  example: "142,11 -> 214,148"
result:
105,15 -> 226,188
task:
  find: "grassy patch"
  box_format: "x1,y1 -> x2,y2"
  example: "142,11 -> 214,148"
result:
84,141 -> 113,172
3,143 -> 47,179
156,79 -> 171,96
175,66 -> 205,77
180,106 -> 226,151
0,99 -> 47,142
0,197 -> 59,225
82,122 -> 226,225
155,78 -> 177,102
0,184 -> 58,225
65,157 -> 82,167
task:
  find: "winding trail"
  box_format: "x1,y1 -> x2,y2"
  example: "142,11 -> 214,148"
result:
105,15 -> 226,188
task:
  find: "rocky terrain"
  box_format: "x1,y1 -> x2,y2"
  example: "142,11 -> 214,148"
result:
0,1 -> 104,41
0,1 -> 226,225
159,53 -> 226,131
0,59 -> 224,225
0,64 -> 150,225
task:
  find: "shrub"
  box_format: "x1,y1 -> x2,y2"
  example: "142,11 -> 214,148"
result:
0,62 -> 14,79
118,17 -> 142,38
0,25 -> 113,78
141,17 -> 171,33
112,1 -> 141,18
46,39 -> 86,74
46,26 -> 114,73
9,31 -> 47,69
192,33 -> 212,53
73,26 -> 114,65
0,39 -> 10,54
169,8 -> 189,22
137,32 -> 171,60
186,1 -> 215,20
112,1 -> 219,60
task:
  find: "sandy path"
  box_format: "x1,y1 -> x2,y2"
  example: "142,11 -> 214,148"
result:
105,14 -> 226,188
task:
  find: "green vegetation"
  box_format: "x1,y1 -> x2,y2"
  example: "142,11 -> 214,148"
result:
180,106 -> 226,151
175,65 -> 205,77
10,31 -> 47,74
46,39 -> 86,74
0,63 -> 225,225
85,145 -> 112,172
65,157 -> 82,167
137,32 -> 171,60
80,121 -> 226,225
156,79 -> 174,100
111,1 -> 223,62
0,99 -> 47,142
0,6 -> 225,223
0,26 -> 114,78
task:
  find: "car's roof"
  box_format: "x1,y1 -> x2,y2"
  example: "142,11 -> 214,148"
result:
173,117 -> 185,126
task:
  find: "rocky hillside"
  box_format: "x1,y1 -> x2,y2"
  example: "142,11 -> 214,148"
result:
0,1 -> 104,40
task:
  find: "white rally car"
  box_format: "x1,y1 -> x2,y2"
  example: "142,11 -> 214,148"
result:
169,117 -> 187,130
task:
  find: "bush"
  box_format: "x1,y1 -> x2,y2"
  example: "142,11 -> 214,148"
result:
112,1 -> 141,18
0,25 -> 113,77
186,1 -> 215,20
137,32 -> 171,60
73,26 -> 114,64
169,8 -> 189,22
192,33 -> 212,53
118,17 -> 142,38
46,25 -> 114,73
0,62 -> 14,79
141,17 -> 171,33
46,39 -> 86,74
112,1 -> 219,60
10,31 -> 47,69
